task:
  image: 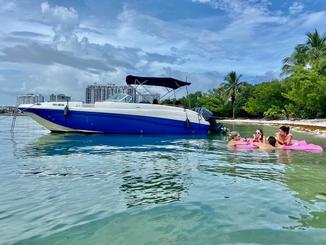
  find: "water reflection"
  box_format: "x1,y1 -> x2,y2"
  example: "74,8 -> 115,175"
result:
21,133 -> 208,157
18,133 -> 201,208
198,149 -> 287,184
276,150 -> 293,164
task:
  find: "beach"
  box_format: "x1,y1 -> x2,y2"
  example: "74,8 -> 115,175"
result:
220,119 -> 326,136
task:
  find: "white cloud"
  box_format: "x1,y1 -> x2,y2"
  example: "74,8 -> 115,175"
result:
300,11 -> 326,28
0,0 -> 16,13
41,2 -> 79,31
289,2 -> 304,15
41,1 -> 79,50
192,0 -> 272,19
0,0 -> 324,105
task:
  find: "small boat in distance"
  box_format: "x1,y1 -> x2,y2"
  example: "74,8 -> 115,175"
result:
18,75 -> 222,135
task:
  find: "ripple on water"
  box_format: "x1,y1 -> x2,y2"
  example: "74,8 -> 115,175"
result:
0,117 -> 325,244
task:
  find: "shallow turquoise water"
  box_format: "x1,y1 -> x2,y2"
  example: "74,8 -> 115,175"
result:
0,116 -> 326,245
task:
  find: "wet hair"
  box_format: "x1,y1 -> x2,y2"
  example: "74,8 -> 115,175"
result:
229,131 -> 240,140
279,126 -> 290,134
267,136 -> 276,147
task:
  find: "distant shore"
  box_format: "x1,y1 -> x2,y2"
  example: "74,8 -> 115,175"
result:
220,118 -> 326,136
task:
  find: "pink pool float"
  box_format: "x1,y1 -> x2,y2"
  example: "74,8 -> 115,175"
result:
235,139 -> 323,153
282,140 -> 323,152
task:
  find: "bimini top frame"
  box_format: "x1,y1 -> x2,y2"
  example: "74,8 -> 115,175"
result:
125,75 -> 191,101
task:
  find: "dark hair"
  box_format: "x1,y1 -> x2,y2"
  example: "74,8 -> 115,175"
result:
279,126 -> 290,134
256,129 -> 264,136
268,136 -> 276,147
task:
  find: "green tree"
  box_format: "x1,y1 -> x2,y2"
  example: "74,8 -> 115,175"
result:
221,71 -> 244,119
199,87 -> 231,116
234,82 -> 254,117
282,30 -> 326,75
283,67 -> 326,118
282,44 -> 309,75
179,91 -> 204,108
244,80 -> 287,117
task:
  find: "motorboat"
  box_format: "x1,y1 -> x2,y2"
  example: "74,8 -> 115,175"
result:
18,75 -> 222,135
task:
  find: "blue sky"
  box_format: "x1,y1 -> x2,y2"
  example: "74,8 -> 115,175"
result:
0,0 -> 325,105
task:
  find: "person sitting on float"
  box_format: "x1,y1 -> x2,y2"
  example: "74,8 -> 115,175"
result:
253,129 -> 265,143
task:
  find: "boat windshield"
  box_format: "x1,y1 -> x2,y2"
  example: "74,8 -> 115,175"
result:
106,94 -> 132,103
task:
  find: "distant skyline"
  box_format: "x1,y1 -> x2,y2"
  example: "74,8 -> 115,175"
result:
0,0 -> 325,105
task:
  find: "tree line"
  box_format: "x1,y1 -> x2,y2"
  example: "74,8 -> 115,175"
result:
162,30 -> 326,119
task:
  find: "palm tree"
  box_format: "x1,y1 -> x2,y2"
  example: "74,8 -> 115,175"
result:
282,29 -> 326,75
221,71 -> 243,119
282,44 -> 309,75
306,30 -> 326,73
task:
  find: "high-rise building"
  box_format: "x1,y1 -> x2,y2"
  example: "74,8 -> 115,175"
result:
49,94 -> 71,102
85,83 -> 137,103
16,94 -> 44,105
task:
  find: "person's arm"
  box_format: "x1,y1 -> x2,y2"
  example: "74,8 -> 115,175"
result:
236,141 -> 250,145
284,134 -> 293,146
252,134 -> 257,142
275,133 -> 284,145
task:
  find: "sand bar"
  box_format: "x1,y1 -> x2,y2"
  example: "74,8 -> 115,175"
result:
220,119 -> 326,135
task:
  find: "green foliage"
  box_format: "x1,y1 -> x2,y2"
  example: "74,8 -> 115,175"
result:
263,106 -> 284,120
221,71 -> 244,118
179,91 -> 204,108
244,80 -> 287,115
283,67 -> 326,118
282,30 -> 326,75
199,87 -> 232,117
161,30 -> 325,119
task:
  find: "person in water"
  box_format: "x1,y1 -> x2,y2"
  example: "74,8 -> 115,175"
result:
253,136 -> 280,150
275,126 -> 293,145
253,129 -> 265,143
228,131 -> 249,146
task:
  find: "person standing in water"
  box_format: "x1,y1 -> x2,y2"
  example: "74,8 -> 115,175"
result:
275,126 -> 293,146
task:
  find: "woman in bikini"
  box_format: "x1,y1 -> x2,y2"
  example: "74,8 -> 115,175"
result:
275,126 -> 293,146
253,129 -> 265,143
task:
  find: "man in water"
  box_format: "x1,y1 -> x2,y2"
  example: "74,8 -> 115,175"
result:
253,136 -> 280,151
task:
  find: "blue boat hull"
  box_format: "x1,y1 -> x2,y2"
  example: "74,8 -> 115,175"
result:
24,108 -> 209,135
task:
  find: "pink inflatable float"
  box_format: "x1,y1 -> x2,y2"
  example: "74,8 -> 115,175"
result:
283,140 -> 323,152
235,139 -> 323,152
233,138 -> 256,149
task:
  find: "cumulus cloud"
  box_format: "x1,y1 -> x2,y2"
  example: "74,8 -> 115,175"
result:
40,1 -> 80,51
0,0 -> 324,105
41,2 -> 79,34
289,2 -> 304,15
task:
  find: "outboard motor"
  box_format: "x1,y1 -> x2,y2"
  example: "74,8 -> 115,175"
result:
193,107 -> 226,134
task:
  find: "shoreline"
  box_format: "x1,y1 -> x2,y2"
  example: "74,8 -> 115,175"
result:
220,119 -> 326,136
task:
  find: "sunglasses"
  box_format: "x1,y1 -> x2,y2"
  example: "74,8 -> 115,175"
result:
255,131 -> 261,135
